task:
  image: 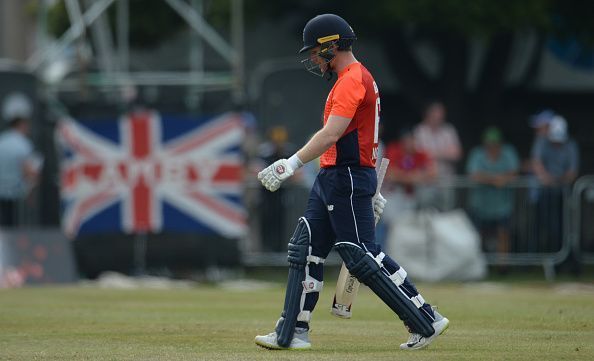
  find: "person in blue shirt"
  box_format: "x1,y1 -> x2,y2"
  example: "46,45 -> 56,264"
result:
466,126 -> 519,257
532,116 -> 579,252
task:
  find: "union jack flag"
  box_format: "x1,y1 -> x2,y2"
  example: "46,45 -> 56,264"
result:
56,111 -> 247,239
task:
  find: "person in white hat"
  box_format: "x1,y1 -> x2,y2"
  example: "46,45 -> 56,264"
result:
0,92 -> 41,226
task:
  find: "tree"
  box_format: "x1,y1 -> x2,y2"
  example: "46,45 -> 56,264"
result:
247,0 -> 594,140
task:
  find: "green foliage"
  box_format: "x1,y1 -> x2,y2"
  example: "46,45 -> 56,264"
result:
121,0 -> 185,47
375,0 -> 554,35
47,0 -> 70,38
245,0 -> 594,41
46,0 -> 185,48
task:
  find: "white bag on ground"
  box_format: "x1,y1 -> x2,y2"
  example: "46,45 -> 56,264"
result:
386,209 -> 486,282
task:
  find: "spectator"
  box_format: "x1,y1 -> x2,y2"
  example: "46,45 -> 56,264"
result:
257,126 -> 296,251
522,109 -> 555,174
466,126 -> 519,257
0,93 -> 41,226
414,101 -> 462,210
414,101 -> 462,178
382,127 -> 437,229
533,116 -> 578,187
532,116 -> 579,251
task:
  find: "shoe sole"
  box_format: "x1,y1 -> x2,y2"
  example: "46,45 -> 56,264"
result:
255,339 -> 311,351
401,318 -> 450,351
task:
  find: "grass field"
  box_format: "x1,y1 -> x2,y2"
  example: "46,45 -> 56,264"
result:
1,280 -> 594,360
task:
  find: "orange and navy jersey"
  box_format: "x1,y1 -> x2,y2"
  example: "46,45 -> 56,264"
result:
320,62 -> 380,168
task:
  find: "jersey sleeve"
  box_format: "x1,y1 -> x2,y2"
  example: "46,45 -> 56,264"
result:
329,76 -> 366,119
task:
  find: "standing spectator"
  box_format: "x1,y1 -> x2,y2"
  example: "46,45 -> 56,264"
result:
532,116 -> 579,251
414,101 -> 462,210
0,93 -> 41,226
414,101 -> 462,177
522,109 -> 555,174
383,127 -> 437,227
533,116 -> 578,186
529,109 -> 554,149
257,126 -> 296,251
466,126 -> 519,258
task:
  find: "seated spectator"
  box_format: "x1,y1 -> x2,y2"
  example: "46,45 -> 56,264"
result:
466,127 -> 519,257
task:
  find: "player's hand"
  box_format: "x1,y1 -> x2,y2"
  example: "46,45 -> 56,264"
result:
372,192 -> 387,225
257,159 -> 295,192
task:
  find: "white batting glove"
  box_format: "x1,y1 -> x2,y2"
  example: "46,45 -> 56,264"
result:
257,159 -> 295,192
372,192 -> 387,224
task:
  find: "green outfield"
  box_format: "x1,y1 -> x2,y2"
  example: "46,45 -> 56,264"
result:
1,281 -> 593,360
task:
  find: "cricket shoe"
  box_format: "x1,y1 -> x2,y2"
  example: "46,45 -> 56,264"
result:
400,310 -> 449,350
255,327 -> 311,350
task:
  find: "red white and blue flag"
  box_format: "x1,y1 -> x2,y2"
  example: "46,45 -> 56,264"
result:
56,111 -> 246,239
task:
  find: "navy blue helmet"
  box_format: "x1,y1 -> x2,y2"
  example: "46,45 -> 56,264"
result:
299,14 -> 356,54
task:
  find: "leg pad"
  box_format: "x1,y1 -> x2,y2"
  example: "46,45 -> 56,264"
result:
335,242 -> 435,337
276,218 -> 311,347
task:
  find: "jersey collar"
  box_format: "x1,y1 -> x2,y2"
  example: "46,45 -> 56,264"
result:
338,61 -> 360,78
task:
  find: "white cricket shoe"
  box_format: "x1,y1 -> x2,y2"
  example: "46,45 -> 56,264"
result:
399,310 -> 449,350
255,327 -> 311,350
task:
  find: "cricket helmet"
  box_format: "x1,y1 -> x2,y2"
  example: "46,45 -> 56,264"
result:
299,14 -> 356,54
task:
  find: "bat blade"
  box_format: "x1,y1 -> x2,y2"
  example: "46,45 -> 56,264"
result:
331,263 -> 360,318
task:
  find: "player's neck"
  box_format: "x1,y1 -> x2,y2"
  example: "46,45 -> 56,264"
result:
332,52 -> 358,74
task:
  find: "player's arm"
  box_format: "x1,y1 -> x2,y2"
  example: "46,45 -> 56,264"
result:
257,116 -> 350,192
295,115 -> 350,164
258,76 -> 363,192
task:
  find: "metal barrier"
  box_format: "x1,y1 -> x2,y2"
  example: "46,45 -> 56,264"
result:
571,175 -> 594,265
244,176 -> 580,278
2,173 -> 592,275
430,176 -> 572,279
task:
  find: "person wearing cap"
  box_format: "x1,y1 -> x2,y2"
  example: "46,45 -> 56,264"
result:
528,109 -> 555,171
532,116 -> 579,187
466,127 -> 519,263
0,92 -> 40,226
532,116 -> 579,251
529,109 -> 555,138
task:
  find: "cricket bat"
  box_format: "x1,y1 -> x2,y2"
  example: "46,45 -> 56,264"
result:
331,157 -> 390,318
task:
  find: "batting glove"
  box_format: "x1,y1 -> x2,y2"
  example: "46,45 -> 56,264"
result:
257,159 -> 295,192
372,192 -> 387,224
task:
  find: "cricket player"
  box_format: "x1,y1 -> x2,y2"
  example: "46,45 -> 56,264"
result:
255,14 -> 449,351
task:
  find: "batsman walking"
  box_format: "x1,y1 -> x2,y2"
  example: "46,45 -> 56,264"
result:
255,14 -> 449,351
